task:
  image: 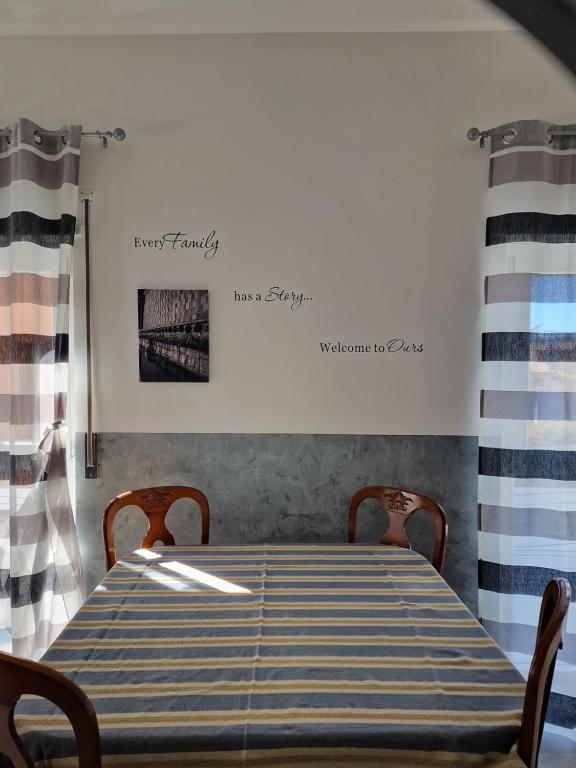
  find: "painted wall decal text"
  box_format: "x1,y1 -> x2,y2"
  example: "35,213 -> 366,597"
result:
319,340 -> 425,353
133,230 -> 219,259
234,288 -> 312,310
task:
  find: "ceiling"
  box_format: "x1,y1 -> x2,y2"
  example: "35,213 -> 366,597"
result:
0,0 -> 517,35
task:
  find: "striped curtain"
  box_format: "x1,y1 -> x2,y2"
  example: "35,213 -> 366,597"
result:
0,118 -> 85,659
479,120 -> 576,743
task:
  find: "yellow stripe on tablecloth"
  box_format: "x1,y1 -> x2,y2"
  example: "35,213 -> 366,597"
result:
75,680 -> 526,699
66,618 -> 489,633
76,606 -> 478,625
118,551 -> 423,561
110,571 -> 444,583
53,635 -> 494,650
95,584 -> 454,596
49,655 -> 512,672
86,596 -> 466,610
31,745 -> 525,768
16,707 -> 523,733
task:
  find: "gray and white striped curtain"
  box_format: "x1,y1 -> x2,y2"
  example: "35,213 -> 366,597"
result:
479,120 -> 576,742
0,118 -> 85,659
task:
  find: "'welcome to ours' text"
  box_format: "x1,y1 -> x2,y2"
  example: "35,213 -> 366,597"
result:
320,340 -> 425,353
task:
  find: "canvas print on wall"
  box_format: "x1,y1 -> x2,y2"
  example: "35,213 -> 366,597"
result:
138,289 -> 209,382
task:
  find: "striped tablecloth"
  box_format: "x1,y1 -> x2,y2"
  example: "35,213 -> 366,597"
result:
15,545 -> 527,767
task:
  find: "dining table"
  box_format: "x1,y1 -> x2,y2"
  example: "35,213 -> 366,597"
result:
14,544 -> 528,767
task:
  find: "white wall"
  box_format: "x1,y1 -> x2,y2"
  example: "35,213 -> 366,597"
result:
2,33 -> 574,435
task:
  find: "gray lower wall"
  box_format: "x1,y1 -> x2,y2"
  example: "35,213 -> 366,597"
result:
75,433 -> 479,614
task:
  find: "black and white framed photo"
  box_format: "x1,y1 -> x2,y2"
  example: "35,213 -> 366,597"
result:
138,289 -> 209,382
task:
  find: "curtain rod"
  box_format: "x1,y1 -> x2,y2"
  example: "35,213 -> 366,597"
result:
467,125 -> 576,149
0,127 -> 126,149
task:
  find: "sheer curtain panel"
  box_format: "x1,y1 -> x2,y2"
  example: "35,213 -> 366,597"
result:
0,118 -> 85,659
479,119 -> 576,741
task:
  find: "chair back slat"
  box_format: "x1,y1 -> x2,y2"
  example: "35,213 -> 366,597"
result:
103,485 -> 209,569
0,651 -> 101,767
518,577 -> 571,768
348,485 -> 448,573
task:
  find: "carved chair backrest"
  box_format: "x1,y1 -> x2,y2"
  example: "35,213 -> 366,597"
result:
103,485 -> 209,569
348,485 -> 448,573
518,577 -> 571,768
0,651 -> 101,768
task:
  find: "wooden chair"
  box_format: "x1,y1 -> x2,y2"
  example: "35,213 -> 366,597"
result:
347,485 -> 448,573
518,577 -> 571,768
0,650 -> 101,767
103,485 -> 209,569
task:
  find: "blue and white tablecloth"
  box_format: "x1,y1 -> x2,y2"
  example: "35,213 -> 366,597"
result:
15,545 -> 527,767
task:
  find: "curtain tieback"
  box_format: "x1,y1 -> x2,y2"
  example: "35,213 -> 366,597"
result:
38,421 -> 68,492
38,420 -> 65,453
